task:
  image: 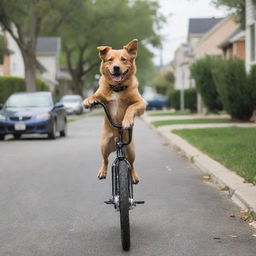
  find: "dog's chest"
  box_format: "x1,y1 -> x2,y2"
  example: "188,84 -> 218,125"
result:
109,93 -> 123,118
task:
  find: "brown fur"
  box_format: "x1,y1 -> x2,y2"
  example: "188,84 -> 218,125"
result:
83,39 -> 146,183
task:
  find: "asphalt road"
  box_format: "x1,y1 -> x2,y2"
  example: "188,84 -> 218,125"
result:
0,115 -> 255,256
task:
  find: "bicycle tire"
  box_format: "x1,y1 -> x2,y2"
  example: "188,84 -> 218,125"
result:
118,160 -> 130,251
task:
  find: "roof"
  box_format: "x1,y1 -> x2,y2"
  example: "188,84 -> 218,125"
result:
36,37 -> 60,55
188,17 -> 223,35
218,28 -> 245,48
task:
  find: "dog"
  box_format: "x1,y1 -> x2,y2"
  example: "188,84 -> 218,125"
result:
83,39 -> 146,184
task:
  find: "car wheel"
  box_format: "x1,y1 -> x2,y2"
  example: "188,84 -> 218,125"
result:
14,134 -> 22,139
60,120 -> 67,137
48,120 -> 57,140
0,134 -> 5,141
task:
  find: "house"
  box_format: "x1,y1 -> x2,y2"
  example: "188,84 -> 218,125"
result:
36,37 -> 61,90
0,28 -> 61,90
172,43 -> 191,90
245,0 -> 256,71
173,17 -> 223,90
193,16 -> 240,60
218,28 -> 245,60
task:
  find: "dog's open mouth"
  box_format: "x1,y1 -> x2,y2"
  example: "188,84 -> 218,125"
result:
109,69 -> 128,82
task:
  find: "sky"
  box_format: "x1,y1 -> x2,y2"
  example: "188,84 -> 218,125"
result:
153,0 -> 228,66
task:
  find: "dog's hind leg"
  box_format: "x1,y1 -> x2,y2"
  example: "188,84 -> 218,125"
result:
98,130 -> 115,180
126,140 -> 139,184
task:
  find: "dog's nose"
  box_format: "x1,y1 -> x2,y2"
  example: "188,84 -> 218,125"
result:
113,66 -> 120,73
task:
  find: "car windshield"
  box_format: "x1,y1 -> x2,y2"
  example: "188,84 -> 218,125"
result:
6,94 -> 52,108
61,97 -> 81,103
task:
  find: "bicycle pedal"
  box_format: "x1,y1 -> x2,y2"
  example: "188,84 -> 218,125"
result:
104,199 -> 114,204
134,201 -> 145,204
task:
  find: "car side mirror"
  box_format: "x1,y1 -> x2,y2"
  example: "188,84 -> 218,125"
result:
0,104 -> 3,110
53,102 -> 64,110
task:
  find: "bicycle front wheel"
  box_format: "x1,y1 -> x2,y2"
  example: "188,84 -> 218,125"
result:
118,160 -> 130,251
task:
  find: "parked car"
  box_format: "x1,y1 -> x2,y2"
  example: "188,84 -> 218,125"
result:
0,92 -> 67,140
60,95 -> 84,115
143,93 -> 168,110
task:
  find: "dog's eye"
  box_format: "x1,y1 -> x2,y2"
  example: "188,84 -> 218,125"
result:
108,58 -> 113,62
121,57 -> 126,62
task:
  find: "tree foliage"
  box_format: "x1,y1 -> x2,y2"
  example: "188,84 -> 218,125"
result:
152,68 -> 174,94
0,0 -> 80,91
213,0 -> 246,27
45,0 -> 164,95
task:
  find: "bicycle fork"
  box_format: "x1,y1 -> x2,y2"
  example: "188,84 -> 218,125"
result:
104,158 -> 144,210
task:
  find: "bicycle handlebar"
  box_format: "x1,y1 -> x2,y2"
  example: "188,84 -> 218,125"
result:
91,101 -> 133,146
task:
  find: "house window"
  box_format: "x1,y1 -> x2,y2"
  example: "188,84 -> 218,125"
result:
250,24 -> 256,61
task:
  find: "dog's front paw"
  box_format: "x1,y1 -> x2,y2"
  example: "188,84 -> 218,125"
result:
83,96 -> 97,108
122,115 -> 134,129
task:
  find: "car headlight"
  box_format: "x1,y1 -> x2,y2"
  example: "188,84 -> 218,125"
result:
0,114 -> 5,121
35,113 -> 51,120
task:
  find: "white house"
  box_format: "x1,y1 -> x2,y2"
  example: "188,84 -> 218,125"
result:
246,0 -> 256,71
172,17 -> 223,90
172,43 -> 191,90
0,28 -> 61,90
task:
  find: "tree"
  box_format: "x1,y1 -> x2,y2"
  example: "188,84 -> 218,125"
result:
152,68 -> 174,94
213,0 -> 246,27
0,0 -> 80,91
46,0 -> 164,95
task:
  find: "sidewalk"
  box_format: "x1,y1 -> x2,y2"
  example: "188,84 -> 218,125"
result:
142,112 -> 256,220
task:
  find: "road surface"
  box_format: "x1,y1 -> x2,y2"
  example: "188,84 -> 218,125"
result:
0,115 -> 255,256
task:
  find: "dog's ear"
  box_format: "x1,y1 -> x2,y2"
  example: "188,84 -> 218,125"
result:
97,46 -> 112,59
123,39 -> 138,58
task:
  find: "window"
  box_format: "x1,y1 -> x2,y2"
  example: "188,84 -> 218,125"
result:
250,24 -> 256,61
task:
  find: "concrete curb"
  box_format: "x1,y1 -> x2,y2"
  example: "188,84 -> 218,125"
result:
141,115 -> 256,219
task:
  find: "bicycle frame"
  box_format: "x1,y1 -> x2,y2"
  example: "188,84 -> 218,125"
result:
92,101 -> 143,209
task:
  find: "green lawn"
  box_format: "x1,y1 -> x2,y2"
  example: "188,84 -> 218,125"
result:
151,118 -> 232,127
173,127 -> 256,184
148,111 -> 195,116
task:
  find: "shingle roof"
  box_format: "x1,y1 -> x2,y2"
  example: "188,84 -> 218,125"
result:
36,37 -> 60,55
188,18 -> 223,34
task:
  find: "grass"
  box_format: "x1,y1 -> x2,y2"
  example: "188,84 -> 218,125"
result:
148,111 -> 195,116
173,127 -> 256,184
151,118 -> 232,127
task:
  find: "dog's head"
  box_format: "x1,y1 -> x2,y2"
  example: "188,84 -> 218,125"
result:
97,39 -> 138,84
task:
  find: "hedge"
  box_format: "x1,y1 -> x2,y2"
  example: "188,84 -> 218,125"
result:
168,88 -> 197,112
213,59 -> 256,120
0,76 -> 49,103
191,56 -> 223,112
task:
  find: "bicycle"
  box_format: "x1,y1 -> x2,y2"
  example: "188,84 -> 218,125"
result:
92,101 -> 144,251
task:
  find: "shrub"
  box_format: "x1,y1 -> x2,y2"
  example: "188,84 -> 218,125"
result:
168,89 -> 180,110
213,58 -> 256,120
168,88 -> 197,112
248,65 -> 256,110
184,88 -> 197,112
0,76 -> 49,103
191,56 -> 223,112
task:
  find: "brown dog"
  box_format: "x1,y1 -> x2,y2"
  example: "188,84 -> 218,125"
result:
83,39 -> 146,184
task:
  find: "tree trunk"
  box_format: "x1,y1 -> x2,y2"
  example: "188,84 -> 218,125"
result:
23,54 -> 37,92
70,74 -> 83,96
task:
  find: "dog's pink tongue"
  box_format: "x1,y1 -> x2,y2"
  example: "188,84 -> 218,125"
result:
112,75 -> 122,82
